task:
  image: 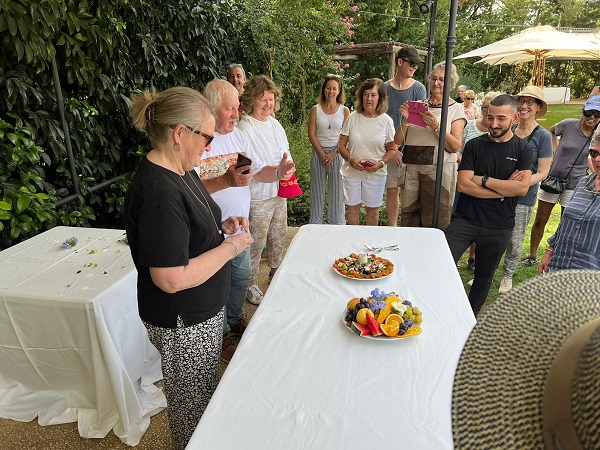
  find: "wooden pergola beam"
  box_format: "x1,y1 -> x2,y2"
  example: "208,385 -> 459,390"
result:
332,41 -> 429,81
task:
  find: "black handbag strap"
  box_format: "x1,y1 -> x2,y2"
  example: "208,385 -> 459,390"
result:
526,125 -> 540,143
511,124 -> 539,143
548,133 -> 591,179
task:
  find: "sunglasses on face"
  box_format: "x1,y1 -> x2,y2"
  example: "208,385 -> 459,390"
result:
583,109 -> 600,119
465,97 -> 475,101
400,58 -> 418,68
171,124 -> 214,146
590,149 -> 600,158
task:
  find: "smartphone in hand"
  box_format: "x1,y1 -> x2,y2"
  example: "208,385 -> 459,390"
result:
235,153 -> 252,174
407,101 -> 428,128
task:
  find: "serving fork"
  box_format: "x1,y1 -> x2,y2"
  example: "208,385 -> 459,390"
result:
363,244 -> 399,253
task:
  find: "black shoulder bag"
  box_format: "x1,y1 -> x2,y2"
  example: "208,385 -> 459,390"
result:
541,134 -> 591,194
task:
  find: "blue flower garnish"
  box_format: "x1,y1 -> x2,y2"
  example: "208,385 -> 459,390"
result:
62,237 -> 78,249
370,287 -> 385,300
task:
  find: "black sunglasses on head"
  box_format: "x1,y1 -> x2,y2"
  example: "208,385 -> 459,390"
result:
583,109 -> 600,119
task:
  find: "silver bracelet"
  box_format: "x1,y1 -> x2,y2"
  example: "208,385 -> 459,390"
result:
224,240 -> 239,259
275,167 -> 281,180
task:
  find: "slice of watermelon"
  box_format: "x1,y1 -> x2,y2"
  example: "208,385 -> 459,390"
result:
366,315 -> 383,337
351,322 -> 371,336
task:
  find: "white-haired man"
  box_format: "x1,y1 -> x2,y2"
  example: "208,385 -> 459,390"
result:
198,79 -> 295,362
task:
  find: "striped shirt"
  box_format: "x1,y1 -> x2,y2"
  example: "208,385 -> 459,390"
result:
548,174 -> 600,271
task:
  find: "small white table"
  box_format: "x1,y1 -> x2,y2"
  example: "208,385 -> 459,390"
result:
187,225 -> 476,449
543,86 -> 571,103
0,226 -> 166,446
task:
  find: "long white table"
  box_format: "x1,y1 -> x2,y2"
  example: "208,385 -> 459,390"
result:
0,226 -> 166,446
188,225 -> 476,449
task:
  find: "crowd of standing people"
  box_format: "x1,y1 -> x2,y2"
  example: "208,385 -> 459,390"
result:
123,51 -> 600,448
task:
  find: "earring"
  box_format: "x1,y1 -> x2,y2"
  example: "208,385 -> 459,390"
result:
173,143 -> 180,152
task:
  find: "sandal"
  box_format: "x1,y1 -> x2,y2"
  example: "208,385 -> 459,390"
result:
521,255 -> 538,267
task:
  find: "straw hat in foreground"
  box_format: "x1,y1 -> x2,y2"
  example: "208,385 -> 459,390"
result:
452,270 -> 600,449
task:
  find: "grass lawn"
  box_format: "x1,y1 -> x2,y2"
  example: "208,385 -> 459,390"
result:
287,103 -> 582,311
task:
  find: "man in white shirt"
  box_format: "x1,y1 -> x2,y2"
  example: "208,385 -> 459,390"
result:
198,79 -> 294,362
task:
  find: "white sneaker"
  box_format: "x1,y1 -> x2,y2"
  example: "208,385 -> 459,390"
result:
499,276 -> 512,294
246,284 -> 264,305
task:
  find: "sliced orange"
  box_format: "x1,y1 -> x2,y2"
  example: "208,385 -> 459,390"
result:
392,326 -> 422,339
385,314 -> 403,327
381,322 -> 399,337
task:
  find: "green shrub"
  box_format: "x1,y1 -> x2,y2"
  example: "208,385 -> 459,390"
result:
0,0 -> 245,249
285,122 -> 312,225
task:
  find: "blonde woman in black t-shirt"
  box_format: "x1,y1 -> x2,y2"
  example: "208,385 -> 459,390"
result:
125,87 -> 253,450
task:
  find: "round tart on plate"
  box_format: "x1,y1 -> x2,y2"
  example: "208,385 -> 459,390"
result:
333,253 -> 394,280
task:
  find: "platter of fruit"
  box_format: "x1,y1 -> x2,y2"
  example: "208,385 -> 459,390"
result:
333,253 -> 394,280
343,288 -> 422,340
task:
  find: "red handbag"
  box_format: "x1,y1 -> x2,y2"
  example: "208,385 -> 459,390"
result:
278,174 -> 302,198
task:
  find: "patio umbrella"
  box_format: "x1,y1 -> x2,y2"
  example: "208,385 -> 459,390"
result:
454,25 -> 600,86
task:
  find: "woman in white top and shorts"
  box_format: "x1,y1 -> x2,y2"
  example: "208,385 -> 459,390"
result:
337,78 -> 398,226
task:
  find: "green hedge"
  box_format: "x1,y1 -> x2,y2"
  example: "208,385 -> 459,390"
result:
0,0 -> 244,249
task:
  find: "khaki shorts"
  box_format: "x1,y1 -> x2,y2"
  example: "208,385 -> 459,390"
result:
385,162 -> 405,189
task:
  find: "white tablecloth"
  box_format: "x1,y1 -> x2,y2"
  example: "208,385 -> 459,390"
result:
187,225 -> 476,449
0,226 -> 166,446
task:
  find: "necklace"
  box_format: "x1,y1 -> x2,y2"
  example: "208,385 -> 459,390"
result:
323,103 -> 338,129
428,97 -> 443,106
157,151 -> 222,235
182,172 -> 222,235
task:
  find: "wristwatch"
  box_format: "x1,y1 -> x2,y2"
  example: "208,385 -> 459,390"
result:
482,175 -> 490,188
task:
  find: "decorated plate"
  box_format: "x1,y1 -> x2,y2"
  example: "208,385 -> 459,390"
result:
342,313 -> 422,340
333,253 -> 394,280
341,289 -> 423,340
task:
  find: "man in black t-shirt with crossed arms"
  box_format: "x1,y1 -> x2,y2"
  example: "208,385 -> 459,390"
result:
445,95 -> 532,315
